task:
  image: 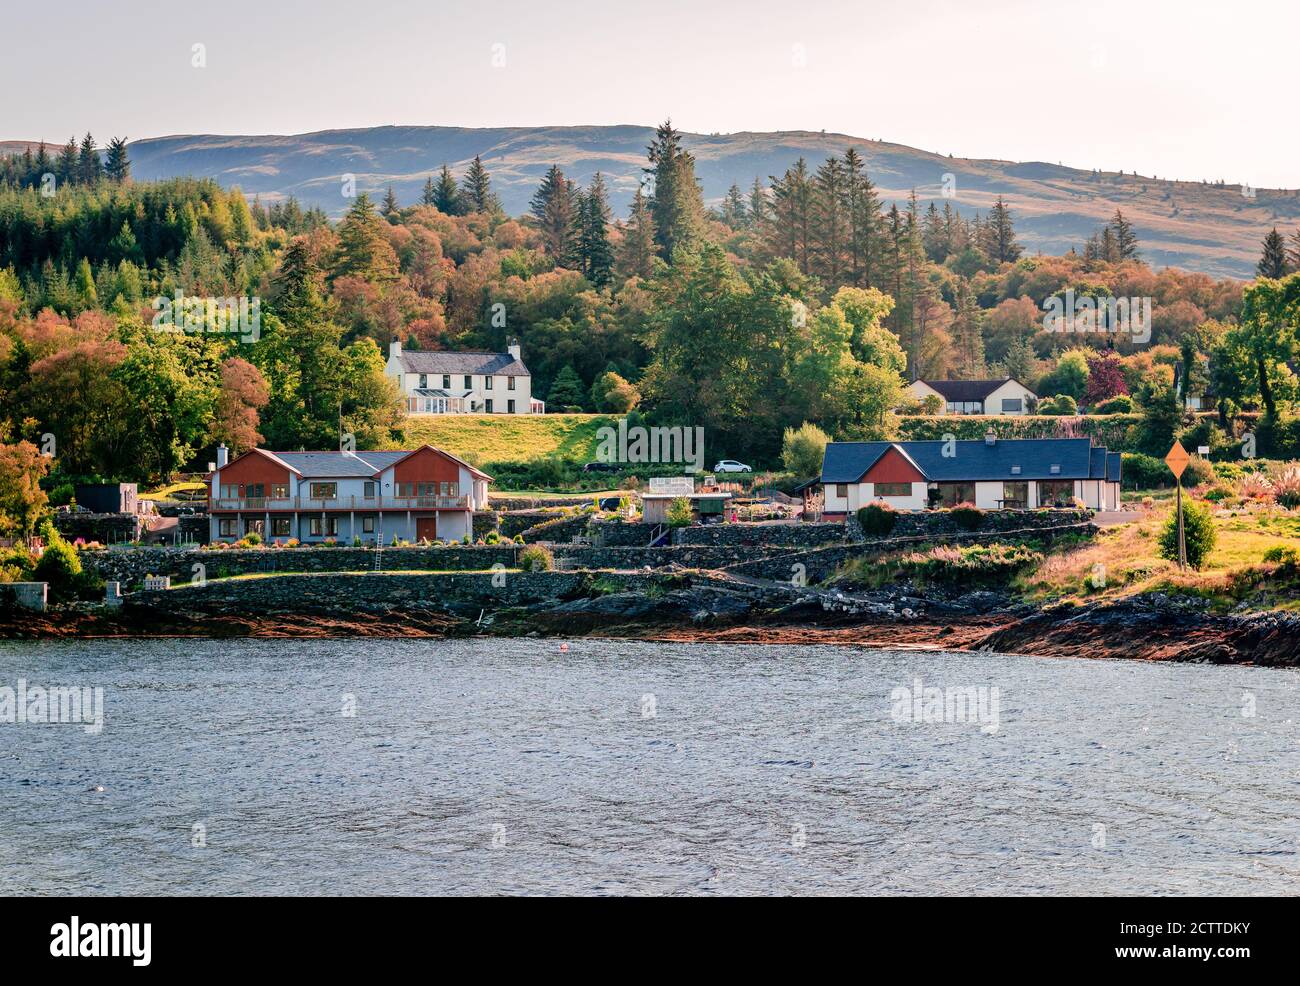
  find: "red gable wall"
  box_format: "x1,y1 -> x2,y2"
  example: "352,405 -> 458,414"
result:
218,451 -> 291,488
862,446 -> 925,483
393,447 -> 460,484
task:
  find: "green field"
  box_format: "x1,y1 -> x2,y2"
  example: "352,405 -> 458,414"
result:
403,414 -> 614,464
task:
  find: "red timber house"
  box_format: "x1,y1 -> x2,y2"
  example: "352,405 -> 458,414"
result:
207,444 -> 491,544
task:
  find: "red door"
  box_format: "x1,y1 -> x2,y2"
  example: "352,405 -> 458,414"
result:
415,517 -> 437,542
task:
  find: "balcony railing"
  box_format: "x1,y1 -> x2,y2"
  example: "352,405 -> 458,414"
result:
211,495 -> 471,511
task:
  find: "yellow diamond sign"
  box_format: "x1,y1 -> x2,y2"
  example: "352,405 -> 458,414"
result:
1165,440 -> 1192,479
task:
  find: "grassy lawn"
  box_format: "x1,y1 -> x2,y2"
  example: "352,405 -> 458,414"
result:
1019,502 -> 1300,607
403,413 -> 614,464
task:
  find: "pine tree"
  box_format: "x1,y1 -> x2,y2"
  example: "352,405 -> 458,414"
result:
644,120 -> 706,261
547,364 -> 586,409
748,177 -> 769,228
56,137 -> 78,187
575,173 -> 614,288
420,175 -> 436,207
103,137 -> 130,183
843,148 -> 882,288
333,193 -> 399,282
951,278 -> 985,376
432,165 -> 462,215
766,158 -> 814,273
1109,209 -> 1138,259
1288,228 -> 1300,275
381,186 -> 399,218
462,155 -> 496,213
921,201 -> 947,262
77,133 -> 102,185
812,155 -> 847,288
530,165 -> 577,263
720,183 -> 748,229
1258,228 -> 1288,278
982,197 -> 1021,263
616,186 -> 657,280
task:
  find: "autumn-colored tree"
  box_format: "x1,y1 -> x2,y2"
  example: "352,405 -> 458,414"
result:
0,441 -> 50,539
211,357 -> 270,453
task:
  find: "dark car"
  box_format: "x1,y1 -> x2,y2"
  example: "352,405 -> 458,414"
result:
582,461 -> 621,473
597,497 -> 623,511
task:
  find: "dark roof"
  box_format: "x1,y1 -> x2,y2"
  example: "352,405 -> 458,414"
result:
916,378 -> 1033,402
397,350 -> 529,377
822,438 -> 1117,484
1106,452 -> 1122,483
273,450 -> 409,478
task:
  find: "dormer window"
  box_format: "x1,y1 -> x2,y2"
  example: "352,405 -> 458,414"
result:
1010,465 -> 1022,475
1049,464 -> 1061,474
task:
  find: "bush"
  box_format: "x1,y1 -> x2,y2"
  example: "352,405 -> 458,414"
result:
1092,394 -> 1133,414
948,503 -> 985,530
1236,472 -> 1275,502
856,502 -> 898,536
1158,498 -> 1216,569
666,497 -> 694,528
1123,452 -> 1216,490
519,545 -> 554,571
1270,465 -> 1300,509
32,526 -> 85,603
484,530 -> 501,544
1263,544 -> 1300,567
781,421 -> 832,477
1037,394 -> 1078,415
242,531 -> 262,546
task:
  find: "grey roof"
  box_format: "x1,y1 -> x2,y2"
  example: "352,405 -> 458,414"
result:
1107,451 -> 1122,483
412,388 -> 472,398
916,378 -> 1033,402
272,450 -> 409,478
821,438 -> 1117,484
398,350 -> 529,377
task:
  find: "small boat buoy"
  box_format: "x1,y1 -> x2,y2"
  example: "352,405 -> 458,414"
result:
559,642 -> 570,653
89,785 -> 105,793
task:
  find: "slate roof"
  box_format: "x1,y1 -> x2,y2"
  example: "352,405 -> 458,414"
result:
915,378 -> 1033,402
821,438 -> 1120,484
397,350 -> 530,377
235,447 -> 492,481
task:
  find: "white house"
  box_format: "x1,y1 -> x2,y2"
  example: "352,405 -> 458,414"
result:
819,436 -> 1122,517
908,378 -> 1037,415
386,338 -> 542,415
207,444 -> 492,544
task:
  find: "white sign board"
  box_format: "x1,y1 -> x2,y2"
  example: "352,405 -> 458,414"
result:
649,476 -> 695,495
1197,446 -> 1210,456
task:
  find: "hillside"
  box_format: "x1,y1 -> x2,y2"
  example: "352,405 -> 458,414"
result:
7,126 -> 1293,278
402,413 -> 613,464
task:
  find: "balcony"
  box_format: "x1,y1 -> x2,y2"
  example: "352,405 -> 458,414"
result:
211,495 -> 471,511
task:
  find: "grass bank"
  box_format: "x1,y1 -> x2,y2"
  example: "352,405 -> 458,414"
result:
403,413 -> 614,464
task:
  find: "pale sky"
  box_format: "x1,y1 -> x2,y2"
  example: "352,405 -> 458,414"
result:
4,0 -> 1295,188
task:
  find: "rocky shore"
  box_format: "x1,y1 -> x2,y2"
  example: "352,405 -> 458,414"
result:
4,569 -> 1298,666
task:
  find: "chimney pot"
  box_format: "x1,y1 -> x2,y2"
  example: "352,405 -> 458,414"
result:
216,443 -> 229,468
389,337 -> 402,360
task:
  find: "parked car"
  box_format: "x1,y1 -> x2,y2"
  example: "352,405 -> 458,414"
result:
582,461 -> 621,473
713,460 -> 752,473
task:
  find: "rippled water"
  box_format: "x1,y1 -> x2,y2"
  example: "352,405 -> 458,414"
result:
1,637 -> 1297,896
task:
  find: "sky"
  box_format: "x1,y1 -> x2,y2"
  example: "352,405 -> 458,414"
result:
3,0 -> 1296,188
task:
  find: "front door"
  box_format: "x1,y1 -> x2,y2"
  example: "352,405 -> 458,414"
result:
416,517 -> 437,542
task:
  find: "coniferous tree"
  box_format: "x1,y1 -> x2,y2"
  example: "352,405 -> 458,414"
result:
333,193 -> 399,282
56,137 -> 78,187
1258,228 -> 1288,278
1109,209 -> 1138,259
748,177 -> 768,228
812,154 -> 847,288
720,183 -> 748,229
547,364 -> 586,409
1288,229 -> 1300,275
463,155 -> 497,213
981,197 -> 1021,263
103,137 -> 130,183
432,165 -> 462,215
530,165 -> 577,264
574,173 -> 614,288
420,175 -> 436,207
381,186 -> 399,218
766,158 -> 814,274
616,186 -> 657,280
951,278 -> 985,376
843,148 -> 882,288
77,133 -> 102,185
644,120 -> 705,260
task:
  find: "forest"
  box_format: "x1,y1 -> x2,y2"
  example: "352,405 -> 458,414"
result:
2,124 -> 1300,505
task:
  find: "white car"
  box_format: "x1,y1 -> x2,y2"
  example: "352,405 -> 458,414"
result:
713,460 -> 752,473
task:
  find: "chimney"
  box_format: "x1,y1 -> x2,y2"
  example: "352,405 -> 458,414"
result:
389,337 -> 402,360
507,337 -> 521,361
217,443 -> 229,468
984,430 -> 997,447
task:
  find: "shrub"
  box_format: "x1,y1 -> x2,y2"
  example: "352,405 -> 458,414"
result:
513,534 -> 524,544
856,501 -> 898,536
32,527 -> 85,603
1037,394 -> 1078,415
1236,472 -> 1275,502
242,531 -> 262,546
948,502 -> 985,530
1158,498 -> 1216,569
1263,544 -> 1300,567
781,421 -> 832,477
1092,394 -> 1134,414
519,545 -> 554,571
485,530 -> 501,544
666,497 -> 694,528
1270,465 -> 1300,509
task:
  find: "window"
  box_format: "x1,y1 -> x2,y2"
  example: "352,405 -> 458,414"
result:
220,484 -> 239,499
874,482 -> 911,497
1039,480 -> 1074,506
397,482 -> 439,498
508,376 -> 516,391
272,483 -> 288,499
936,482 -> 976,507
309,517 -> 339,536
246,483 -> 265,498
438,482 -> 458,497
1002,398 -> 1023,413
464,375 -> 472,389
272,517 -> 292,536
1002,481 -> 1029,509
442,375 -> 451,389
834,484 -> 848,499
309,482 -> 337,500
507,399 -> 516,414
485,376 -> 493,390
363,482 -> 376,499
218,518 -> 237,537
362,516 -> 375,533
485,399 -> 494,413
419,374 -> 427,389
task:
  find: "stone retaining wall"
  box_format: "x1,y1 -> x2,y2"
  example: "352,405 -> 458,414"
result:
551,543 -> 786,571
673,522 -> 847,547
53,512 -> 142,544
80,545 -> 521,586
